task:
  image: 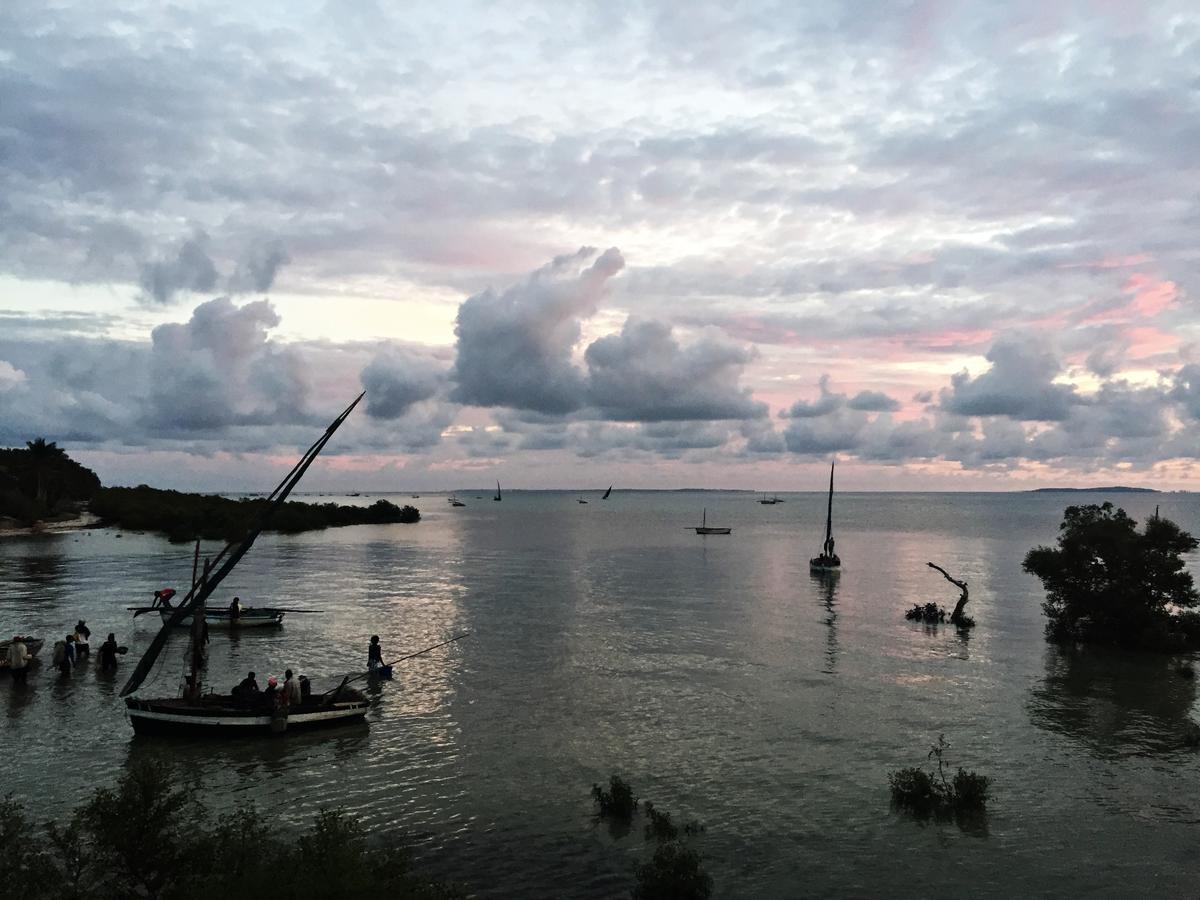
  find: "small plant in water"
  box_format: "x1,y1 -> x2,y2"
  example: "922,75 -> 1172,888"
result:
631,841 -> 713,900
905,602 -> 947,624
889,735 -> 991,819
591,774 -> 638,822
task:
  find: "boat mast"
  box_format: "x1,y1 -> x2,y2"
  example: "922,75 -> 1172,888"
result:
823,460 -> 835,556
121,392 -> 366,698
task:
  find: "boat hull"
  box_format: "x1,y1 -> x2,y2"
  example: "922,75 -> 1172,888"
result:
125,696 -> 368,736
695,527 -> 732,535
809,555 -> 841,571
161,610 -> 284,628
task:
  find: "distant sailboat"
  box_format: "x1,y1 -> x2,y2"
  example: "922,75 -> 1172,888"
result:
602,485 -> 612,500
494,481 -> 502,501
577,497 -> 588,504
449,494 -> 466,507
809,461 -> 841,571
758,493 -> 782,505
694,507 -> 731,535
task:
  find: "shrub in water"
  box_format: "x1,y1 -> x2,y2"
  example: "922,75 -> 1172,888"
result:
632,841 -> 713,900
889,735 -> 991,819
643,802 -> 678,842
592,775 -> 638,822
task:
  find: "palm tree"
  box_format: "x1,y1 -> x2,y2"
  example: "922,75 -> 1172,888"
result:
25,437 -> 66,509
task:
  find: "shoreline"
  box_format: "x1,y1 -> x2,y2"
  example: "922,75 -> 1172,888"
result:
0,511 -> 101,538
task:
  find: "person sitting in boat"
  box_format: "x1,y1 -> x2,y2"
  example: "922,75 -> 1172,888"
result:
231,670 -> 259,705
283,669 -> 302,708
74,620 -> 91,657
98,633 -> 120,672
152,588 -> 176,610
368,635 -> 384,671
229,596 -> 242,623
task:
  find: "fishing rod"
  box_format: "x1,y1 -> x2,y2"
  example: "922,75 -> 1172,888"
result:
321,632 -> 470,697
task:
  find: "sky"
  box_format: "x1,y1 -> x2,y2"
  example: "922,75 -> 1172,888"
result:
2,0 -> 1200,491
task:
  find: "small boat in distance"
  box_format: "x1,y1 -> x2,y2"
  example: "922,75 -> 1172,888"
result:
758,493 -> 783,504
694,508 -> 731,535
809,460 -> 841,571
449,495 -> 466,507
494,481 -> 502,501
577,497 -> 588,504
602,485 -> 612,500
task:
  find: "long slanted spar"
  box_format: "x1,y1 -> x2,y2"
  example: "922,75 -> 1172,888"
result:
120,392 -> 365,698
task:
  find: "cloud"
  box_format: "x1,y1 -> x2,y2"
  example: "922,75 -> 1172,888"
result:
847,389 -> 900,412
451,247 -> 624,414
229,241 -> 290,294
941,335 -> 1081,421
139,233 -> 219,305
145,297 -> 308,432
0,361 -> 26,392
360,349 -> 445,419
585,318 -> 766,422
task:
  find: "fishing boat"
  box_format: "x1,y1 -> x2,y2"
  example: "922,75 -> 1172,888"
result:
159,607 -> 284,628
494,481 -> 502,501
120,395 -> 371,737
809,461 -> 841,571
448,495 -> 466,507
578,498 -> 588,504
602,485 -> 612,500
694,508 -> 731,535
758,493 -> 783,505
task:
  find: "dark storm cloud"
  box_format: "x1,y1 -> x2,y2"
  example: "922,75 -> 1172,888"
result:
941,336 -> 1081,422
451,247 -> 624,414
360,349 -> 445,420
139,233 -> 219,305
584,319 -> 766,422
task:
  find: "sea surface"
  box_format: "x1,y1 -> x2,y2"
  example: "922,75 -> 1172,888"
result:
3,490 -> 1199,898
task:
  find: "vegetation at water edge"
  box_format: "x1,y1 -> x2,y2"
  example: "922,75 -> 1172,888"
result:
1024,503 -> 1200,651
0,761 -> 459,900
0,439 -> 100,525
91,485 -> 420,542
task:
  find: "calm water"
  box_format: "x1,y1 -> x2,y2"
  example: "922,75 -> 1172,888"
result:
3,490 -> 1199,897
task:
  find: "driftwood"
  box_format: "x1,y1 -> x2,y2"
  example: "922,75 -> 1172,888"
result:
927,562 -> 971,627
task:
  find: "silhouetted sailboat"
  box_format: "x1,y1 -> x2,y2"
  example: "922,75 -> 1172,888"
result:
602,485 -> 612,500
120,395 -> 370,736
694,507 -> 731,535
809,460 -> 841,571
494,481 -> 502,501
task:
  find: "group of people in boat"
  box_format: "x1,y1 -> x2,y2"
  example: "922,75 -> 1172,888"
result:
7,620 -> 124,685
230,668 -> 308,710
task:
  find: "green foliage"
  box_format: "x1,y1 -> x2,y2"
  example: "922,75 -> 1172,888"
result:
631,842 -> 713,900
1,761 -> 458,900
592,775 -> 638,822
905,603 -> 947,624
90,486 -> 420,542
889,735 -> 991,820
1023,503 -> 1200,651
0,440 -> 101,522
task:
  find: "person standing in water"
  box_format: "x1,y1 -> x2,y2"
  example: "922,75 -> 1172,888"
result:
7,636 -> 31,685
368,635 -> 384,671
98,633 -> 120,672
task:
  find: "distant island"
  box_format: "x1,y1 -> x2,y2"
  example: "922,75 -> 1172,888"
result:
1028,486 -> 1160,493
1,438 -> 420,540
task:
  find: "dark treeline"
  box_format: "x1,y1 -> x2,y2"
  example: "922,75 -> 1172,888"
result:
0,762 -> 459,900
0,439 -> 101,524
91,486 -> 420,542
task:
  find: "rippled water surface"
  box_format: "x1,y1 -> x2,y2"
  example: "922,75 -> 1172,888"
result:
4,490 -> 1199,897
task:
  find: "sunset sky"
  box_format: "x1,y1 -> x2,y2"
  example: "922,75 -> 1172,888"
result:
2,1 -> 1199,490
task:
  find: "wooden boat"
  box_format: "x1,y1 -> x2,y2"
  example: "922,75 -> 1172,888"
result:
809,461 -> 841,571
694,508 -> 731,535
160,608 -> 284,628
125,690 -> 368,736
0,637 -> 44,669
121,395 -> 371,737
494,481 -> 502,501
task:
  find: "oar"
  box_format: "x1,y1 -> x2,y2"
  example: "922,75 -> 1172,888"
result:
320,632 -> 471,696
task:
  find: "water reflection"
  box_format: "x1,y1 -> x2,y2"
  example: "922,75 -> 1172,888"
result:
1028,646 -> 1197,757
811,571 -> 838,676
